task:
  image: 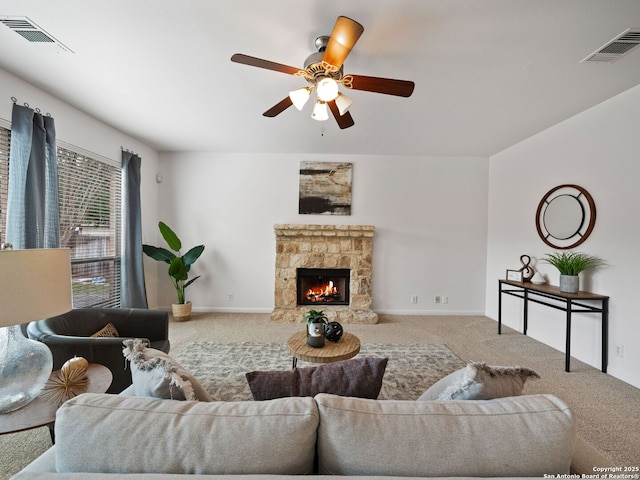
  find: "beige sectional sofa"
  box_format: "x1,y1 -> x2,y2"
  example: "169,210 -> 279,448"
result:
12,391 -> 575,479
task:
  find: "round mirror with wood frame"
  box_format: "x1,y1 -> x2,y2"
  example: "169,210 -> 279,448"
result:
535,184 -> 596,250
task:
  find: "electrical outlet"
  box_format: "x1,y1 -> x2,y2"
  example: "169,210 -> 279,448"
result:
227,293 -> 233,302
435,296 -> 441,304
441,296 -> 448,304
615,344 -> 624,358
410,295 -> 418,304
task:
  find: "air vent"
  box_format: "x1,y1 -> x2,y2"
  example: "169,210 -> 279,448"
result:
581,28 -> 640,63
0,16 -> 73,53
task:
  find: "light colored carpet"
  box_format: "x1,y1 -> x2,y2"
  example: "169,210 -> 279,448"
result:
174,341 -> 465,401
1,313 -> 638,479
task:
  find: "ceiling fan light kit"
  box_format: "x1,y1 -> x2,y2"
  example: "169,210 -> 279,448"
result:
231,16 -> 415,129
312,101 -> 329,121
289,87 -> 312,110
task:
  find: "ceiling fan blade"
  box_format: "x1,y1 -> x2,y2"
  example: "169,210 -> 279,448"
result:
328,100 -> 355,129
263,97 -> 293,117
322,16 -> 364,70
231,53 -> 300,75
348,74 -> 415,97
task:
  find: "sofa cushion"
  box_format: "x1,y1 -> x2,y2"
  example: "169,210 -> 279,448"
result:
315,393 -> 575,477
122,338 -> 211,401
418,361 -> 540,401
246,357 -> 388,401
54,393 -> 319,475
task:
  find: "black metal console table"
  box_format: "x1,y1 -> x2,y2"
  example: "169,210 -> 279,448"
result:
498,279 -> 609,373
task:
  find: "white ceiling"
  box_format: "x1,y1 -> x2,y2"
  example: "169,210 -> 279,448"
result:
1,0 -> 639,157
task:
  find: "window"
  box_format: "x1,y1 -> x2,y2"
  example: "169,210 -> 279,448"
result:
0,126 -> 9,246
57,145 -> 122,307
0,125 -> 122,308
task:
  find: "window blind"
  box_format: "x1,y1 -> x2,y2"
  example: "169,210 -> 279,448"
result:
0,127 -> 9,246
57,146 -> 122,308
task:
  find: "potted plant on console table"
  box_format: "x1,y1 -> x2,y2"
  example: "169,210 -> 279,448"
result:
143,221 -> 205,322
542,251 -> 604,294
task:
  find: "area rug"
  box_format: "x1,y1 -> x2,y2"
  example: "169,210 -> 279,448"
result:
175,342 -> 466,401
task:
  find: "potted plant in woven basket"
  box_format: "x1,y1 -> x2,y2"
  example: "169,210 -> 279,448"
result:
542,251 -> 604,293
143,222 -> 205,321
305,310 -> 328,348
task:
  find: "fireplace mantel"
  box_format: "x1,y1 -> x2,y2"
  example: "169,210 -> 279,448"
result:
271,224 -> 378,324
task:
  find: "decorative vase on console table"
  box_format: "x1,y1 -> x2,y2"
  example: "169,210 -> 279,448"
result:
306,310 -> 327,348
559,275 -> 579,294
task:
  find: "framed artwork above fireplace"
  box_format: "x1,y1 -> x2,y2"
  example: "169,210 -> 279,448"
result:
299,161 -> 352,215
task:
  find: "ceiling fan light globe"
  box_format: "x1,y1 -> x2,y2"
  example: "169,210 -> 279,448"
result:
335,93 -> 353,116
316,77 -> 339,102
289,87 -> 311,110
311,101 -> 329,121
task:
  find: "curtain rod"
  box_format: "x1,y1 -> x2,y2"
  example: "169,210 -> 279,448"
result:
120,146 -> 138,156
11,96 -> 52,117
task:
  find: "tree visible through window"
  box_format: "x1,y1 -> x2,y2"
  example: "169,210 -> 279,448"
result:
0,125 -> 122,308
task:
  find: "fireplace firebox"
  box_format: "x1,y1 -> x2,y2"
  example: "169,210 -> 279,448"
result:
297,268 -> 350,306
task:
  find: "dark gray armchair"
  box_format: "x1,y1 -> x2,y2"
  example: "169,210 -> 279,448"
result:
27,308 -> 170,393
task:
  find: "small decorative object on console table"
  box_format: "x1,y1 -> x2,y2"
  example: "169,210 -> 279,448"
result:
306,310 -> 327,348
542,251 -> 605,293
143,221 -> 205,322
0,248 -> 73,414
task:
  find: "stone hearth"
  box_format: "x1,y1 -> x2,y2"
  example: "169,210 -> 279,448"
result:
271,224 -> 378,324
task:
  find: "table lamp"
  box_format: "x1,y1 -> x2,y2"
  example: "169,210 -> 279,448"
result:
0,248 -> 72,413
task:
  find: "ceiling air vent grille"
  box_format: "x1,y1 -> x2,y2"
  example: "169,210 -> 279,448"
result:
0,16 -> 73,53
581,28 -> 640,63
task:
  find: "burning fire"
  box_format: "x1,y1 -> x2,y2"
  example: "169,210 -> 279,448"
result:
306,281 -> 340,303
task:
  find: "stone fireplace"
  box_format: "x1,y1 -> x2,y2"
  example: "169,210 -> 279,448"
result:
271,224 -> 378,324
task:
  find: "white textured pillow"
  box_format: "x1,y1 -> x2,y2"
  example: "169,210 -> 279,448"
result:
418,361 -> 539,401
122,338 -> 212,401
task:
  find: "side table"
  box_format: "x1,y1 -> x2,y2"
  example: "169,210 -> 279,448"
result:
287,331 -> 361,368
0,363 -> 112,440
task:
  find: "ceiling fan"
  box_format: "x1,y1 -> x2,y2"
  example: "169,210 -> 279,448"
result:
230,16 -> 415,129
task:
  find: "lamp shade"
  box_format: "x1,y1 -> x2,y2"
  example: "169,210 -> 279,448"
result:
335,92 -> 353,116
289,87 -> 311,111
0,248 -> 72,413
316,78 -> 339,102
311,101 -> 329,121
0,248 -> 72,327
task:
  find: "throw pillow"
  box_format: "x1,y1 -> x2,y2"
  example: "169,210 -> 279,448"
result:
90,322 -> 119,338
246,357 -> 388,401
418,361 -> 540,401
122,338 -> 212,401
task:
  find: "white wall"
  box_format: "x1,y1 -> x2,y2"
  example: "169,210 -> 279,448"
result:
0,67 -> 162,306
155,152 -> 489,316
486,84 -> 640,389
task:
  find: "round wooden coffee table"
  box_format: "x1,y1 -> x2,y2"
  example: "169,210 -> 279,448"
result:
287,331 -> 360,368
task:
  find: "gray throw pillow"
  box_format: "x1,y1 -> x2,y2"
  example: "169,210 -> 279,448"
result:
418,361 -> 539,401
246,357 -> 388,401
122,338 -> 212,401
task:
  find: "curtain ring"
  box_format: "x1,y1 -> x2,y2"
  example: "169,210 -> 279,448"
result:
11,96 -> 17,103
24,102 -> 29,108
35,107 -> 41,113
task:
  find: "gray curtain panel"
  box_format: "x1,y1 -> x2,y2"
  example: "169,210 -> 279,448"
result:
121,150 -> 148,308
6,103 -> 60,249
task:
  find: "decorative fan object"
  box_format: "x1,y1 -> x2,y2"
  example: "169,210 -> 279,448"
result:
231,16 -> 415,129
